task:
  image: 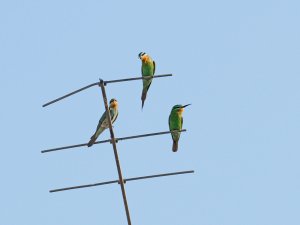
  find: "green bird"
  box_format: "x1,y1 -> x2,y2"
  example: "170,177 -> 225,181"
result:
168,104 -> 191,152
138,52 -> 156,109
87,99 -> 119,147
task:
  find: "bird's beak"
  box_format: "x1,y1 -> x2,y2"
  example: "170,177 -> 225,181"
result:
178,104 -> 190,113
182,104 -> 191,108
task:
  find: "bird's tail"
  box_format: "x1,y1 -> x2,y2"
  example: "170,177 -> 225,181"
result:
141,91 -> 147,109
87,127 -> 105,147
87,135 -> 96,147
172,140 -> 178,152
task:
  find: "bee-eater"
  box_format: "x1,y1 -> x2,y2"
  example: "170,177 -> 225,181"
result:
138,52 -> 156,109
168,104 -> 191,152
87,99 -> 119,147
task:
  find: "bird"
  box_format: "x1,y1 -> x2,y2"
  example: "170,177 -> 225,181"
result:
168,104 -> 191,152
87,98 -> 119,147
138,52 -> 156,109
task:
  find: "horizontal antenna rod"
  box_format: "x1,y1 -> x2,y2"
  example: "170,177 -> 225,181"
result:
104,74 -> 172,84
41,129 -> 186,153
42,82 -> 99,107
42,74 -> 172,107
50,170 -> 194,193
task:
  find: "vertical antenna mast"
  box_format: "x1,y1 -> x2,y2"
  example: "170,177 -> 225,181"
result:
99,79 -> 132,225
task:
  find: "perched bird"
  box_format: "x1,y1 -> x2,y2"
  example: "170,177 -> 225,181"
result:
87,99 -> 119,147
138,52 -> 156,109
168,104 -> 191,152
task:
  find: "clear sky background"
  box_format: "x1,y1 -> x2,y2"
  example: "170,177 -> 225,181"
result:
0,0 -> 299,225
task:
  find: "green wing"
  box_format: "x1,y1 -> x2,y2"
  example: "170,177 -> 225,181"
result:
143,60 -> 155,91
181,117 -> 183,130
95,111 -> 107,131
141,60 -> 155,76
110,108 -> 118,124
95,108 -> 117,131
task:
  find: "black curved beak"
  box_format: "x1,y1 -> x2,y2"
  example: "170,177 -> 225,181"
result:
182,104 -> 191,108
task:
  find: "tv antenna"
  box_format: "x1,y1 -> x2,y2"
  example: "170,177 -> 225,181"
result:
42,74 -> 194,225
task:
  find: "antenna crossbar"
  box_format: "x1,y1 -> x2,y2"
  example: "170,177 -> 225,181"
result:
50,170 -> 194,193
42,74 -> 172,107
41,129 -> 186,153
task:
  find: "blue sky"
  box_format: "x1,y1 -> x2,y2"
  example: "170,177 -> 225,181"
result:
0,0 -> 299,225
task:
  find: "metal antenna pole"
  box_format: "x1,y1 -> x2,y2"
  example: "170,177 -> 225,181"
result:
99,79 -> 132,225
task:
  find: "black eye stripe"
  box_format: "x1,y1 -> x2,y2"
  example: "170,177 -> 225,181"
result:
138,52 -> 146,58
110,99 -> 117,103
173,105 -> 183,110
